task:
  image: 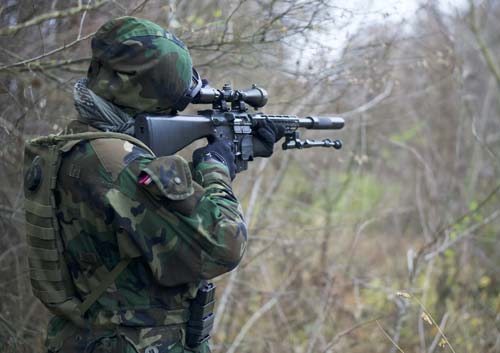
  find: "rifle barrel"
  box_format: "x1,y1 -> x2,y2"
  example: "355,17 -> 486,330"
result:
298,116 -> 344,130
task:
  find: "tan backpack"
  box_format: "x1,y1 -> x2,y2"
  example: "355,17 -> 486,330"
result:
23,132 -> 153,326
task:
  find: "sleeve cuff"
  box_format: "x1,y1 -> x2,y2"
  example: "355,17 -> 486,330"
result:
193,160 -> 232,186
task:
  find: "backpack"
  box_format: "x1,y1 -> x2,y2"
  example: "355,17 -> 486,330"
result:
23,132 -> 153,326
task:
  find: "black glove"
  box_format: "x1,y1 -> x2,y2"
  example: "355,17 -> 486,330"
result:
192,138 -> 237,180
252,119 -> 286,158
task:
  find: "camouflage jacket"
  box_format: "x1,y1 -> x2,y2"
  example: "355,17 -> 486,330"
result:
46,121 -> 247,353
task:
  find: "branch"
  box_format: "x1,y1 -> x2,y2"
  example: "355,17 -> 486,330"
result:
322,316 -> 389,353
411,182 -> 500,281
77,0 -> 92,40
0,0 -> 108,36
423,209 -> 500,262
129,0 -> 151,15
0,0 -> 151,72
217,0 -> 247,50
0,32 -> 95,72
341,80 -> 394,117
213,159 -> 269,333
428,313 -> 449,353
225,294 -> 280,353
376,320 -> 405,353
224,262 -> 303,353
469,0 -> 500,89
17,57 -> 91,71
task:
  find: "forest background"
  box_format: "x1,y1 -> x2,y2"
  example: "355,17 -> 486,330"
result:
0,0 -> 499,352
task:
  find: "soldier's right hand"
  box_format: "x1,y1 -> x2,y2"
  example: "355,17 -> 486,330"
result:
192,138 -> 237,180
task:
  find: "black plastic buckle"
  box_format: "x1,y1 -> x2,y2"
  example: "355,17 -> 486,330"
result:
193,282 -> 216,304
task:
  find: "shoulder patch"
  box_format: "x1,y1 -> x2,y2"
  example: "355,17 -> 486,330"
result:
140,155 -> 194,200
90,138 -> 153,181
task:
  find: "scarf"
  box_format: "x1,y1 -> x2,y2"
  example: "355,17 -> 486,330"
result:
73,78 -> 135,135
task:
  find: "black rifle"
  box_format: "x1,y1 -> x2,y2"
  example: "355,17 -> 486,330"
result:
135,81 -> 344,172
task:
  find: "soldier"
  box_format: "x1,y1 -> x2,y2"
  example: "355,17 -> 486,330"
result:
24,17 -> 283,353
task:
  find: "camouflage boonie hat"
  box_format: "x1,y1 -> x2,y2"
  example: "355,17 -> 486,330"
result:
88,16 -> 196,113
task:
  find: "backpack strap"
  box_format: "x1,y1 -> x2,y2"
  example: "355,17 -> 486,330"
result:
76,258 -> 132,316
30,131 -> 155,156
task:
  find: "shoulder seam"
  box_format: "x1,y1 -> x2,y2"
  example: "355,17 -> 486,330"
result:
89,140 -> 113,179
89,138 -> 150,182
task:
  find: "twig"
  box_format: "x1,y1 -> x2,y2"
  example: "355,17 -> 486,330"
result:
224,262 -> 304,353
0,0 -> 108,36
16,300 -> 43,340
217,0 -> 247,50
129,0 -> 150,15
251,154 -> 290,234
385,136 -> 437,196
428,313 -> 449,353
322,315 -> 388,353
423,209 -> 500,261
412,182 -> 500,280
341,80 -> 394,117
411,296 -> 456,353
225,297 -> 279,353
0,116 -> 22,139
389,299 -> 408,353
213,159 -> 269,333
17,57 -> 91,71
213,270 -> 238,334
0,244 -> 26,263
245,159 -> 269,226
376,320 -> 405,353
0,314 -> 17,339
418,259 -> 435,352
305,266 -> 336,353
0,32 -> 95,72
469,0 -> 500,89
77,0 -> 92,40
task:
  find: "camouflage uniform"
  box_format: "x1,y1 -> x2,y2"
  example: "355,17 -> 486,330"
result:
40,17 -> 247,353
44,121 -> 246,353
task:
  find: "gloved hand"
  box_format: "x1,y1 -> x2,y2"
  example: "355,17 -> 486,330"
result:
252,118 -> 286,157
193,138 -> 237,180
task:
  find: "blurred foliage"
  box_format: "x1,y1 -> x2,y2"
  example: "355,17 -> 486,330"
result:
1,1 -> 499,353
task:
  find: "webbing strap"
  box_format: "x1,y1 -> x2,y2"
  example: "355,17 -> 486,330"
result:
26,223 -> 55,240
30,269 -> 63,282
31,132 -> 155,156
24,199 -> 52,218
33,288 -> 69,304
76,258 -> 131,316
29,246 -> 58,261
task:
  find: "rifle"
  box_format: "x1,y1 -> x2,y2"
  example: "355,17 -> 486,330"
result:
135,81 -> 344,172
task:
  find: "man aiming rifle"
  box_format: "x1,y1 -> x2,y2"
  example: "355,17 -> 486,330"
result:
23,16 -> 343,353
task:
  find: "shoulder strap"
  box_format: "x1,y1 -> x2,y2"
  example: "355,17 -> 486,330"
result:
30,132 -> 155,156
76,258 -> 132,316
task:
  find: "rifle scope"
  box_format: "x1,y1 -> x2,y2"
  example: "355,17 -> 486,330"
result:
192,82 -> 268,109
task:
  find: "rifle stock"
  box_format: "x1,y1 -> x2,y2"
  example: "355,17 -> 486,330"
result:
135,115 -> 216,156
